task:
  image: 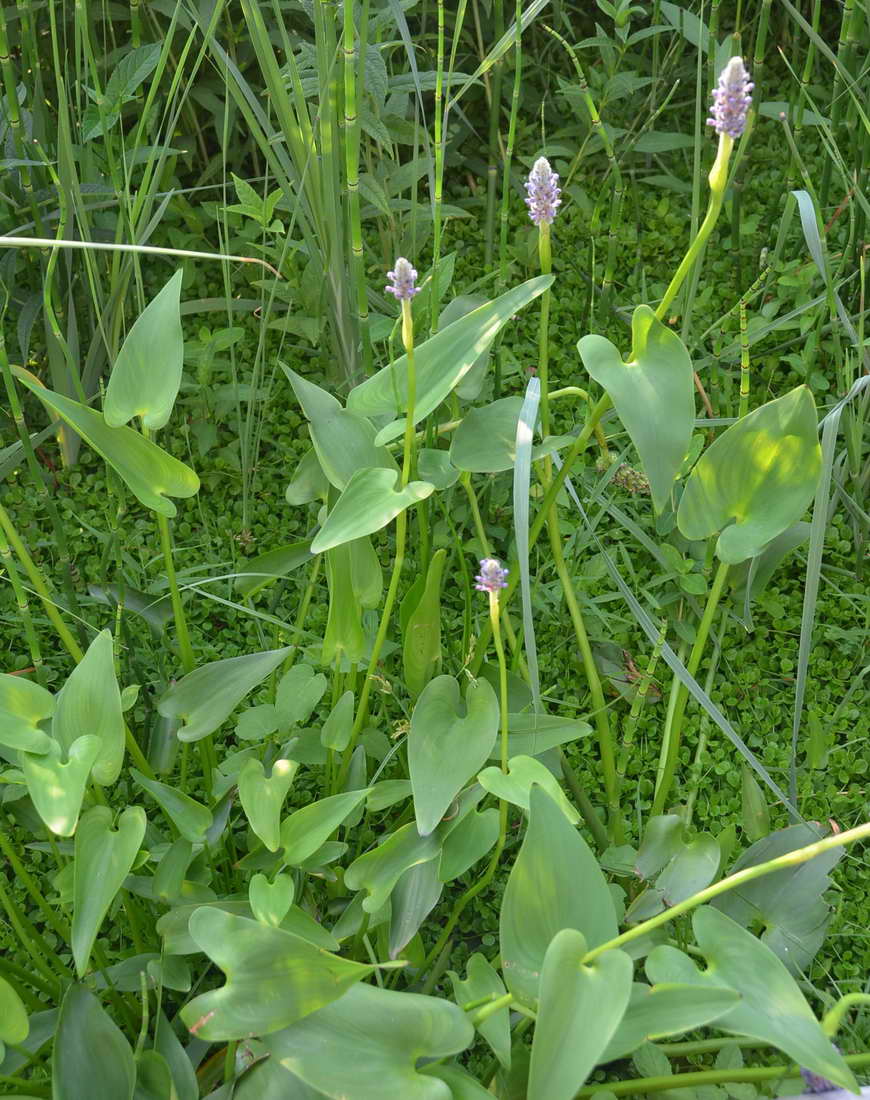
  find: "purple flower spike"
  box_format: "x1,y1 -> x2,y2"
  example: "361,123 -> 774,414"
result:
525,156 -> 561,226
707,56 -> 754,140
385,257 -> 420,301
800,1044 -> 842,1094
475,558 -> 509,593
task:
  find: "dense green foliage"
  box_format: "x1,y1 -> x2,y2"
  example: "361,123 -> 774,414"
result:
0,0 -> 867,1096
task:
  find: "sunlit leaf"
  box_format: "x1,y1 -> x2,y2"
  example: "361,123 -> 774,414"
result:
450,397 -> 573,473
500,786 -> 618,1007
53,630 -> 125,786
348,276 -> 553,438
281,789 -> 370,866
0,977 -> 28,1045
478,755 -> 579,823
249,872 -> 295,927
239,758 -> 298,852
251,982 -> 474,1099
19,735 -> 101,836
677,387 -> 822,563
0,673 -> 54,754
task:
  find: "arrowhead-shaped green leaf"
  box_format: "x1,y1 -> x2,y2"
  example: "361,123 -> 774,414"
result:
311,468 -> 434,554
180,908 -> 373,1040
677,386 -> 821,563
13,367 -> 199,517
157,647 -> 291,742
104,269 -> 184,431
280,789 -> 369,866
529,931 -> 633,1100
53,630 -> 125,785
249,872 -> 295,927
72,805 -> 146,976
283,366 -> 396,490
238,757 -> 298,852
409,675 -> 498,835
478,755 -> 579,824
578,305 -> 694,512
450,396 -> 573,473
251,982 -> 474,1099
0,673 -> 54,754
500,786 -> 618,1007
20,735 -> 101,836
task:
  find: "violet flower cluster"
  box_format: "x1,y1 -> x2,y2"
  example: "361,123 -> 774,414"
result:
707,56 -> 754,140
475,558 -> 509,594
525,156 -> 561,226
385,257 -> 420,301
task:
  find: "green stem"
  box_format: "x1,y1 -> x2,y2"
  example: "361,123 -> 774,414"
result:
652,561 -> 730,816
574,1053 -> 870,1097
538,223 -> 552,435
823,992 -> 870,1037
155,511 -> 195,675
0,501 -> 83,662
546,509 -> 621,841
0,829 -> 70,943
655,134 -> 733,322
586,819 -> 870,964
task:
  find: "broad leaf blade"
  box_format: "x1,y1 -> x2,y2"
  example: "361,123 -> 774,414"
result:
53,985 -> 136,1100
578,305 -> 694,512
311,468 -> 434,554
104,269 -> 184,430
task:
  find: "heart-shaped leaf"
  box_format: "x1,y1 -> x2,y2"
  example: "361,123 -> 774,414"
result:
53,985 -> 136,1100
450,397 -> 573,473
578,305 -> 694,512
238,758 -> 298,852
409,675 -> 498,835
131,769 -> 212,842
0,673 -> 54,754
280,789 -> 370,866
13,367 -> 199,517
500,786 -> 618,1007
347,276 -> 553,439
180,908 -> 373,1040
311,468 -> 435,554
677,386 -> 822,563
72,805 -> 147,976
345,821 -> 441,913
20,735 -> 101,836
449,954 -> 511,1070
249,872 -> 295,926
250,982 -> 474,1099
53,629 -> 125,785
283,366 -> 396,490
157,647 -> 291,742
529,931 -> 633,1100
478,755 -> 579,824
104,269 -> 184,430
647,907 -> 856,1092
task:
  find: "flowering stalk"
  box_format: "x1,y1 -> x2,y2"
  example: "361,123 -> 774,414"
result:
526,156 -> 560,435
419,559 -> 511,981
525,156 -> 621,839
338,261 -> 420,786
655,57 -> 753,324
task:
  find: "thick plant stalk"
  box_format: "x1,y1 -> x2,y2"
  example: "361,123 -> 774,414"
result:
429,0 -> 447,336
819,0 -> 858,212
483,0 -> 505,269
0,524 -> 44,685
496,0 -> 523,290
652,560 -> 730,816
342,0 -> 371,372
338,286 -> 418,784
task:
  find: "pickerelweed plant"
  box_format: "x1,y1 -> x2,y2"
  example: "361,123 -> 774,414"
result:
0,42 -> 868,1100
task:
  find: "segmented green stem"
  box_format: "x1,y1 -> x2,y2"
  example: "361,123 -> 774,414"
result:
429,0 -> 447,335
496,0 -> 523,290
738,298 -> 750,417
819,0 -> 857,211
343,0 -> 371,372
483,0 -> 505,270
